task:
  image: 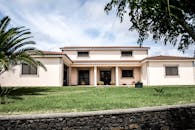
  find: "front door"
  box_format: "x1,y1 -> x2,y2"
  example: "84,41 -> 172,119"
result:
78,70 -> 89,85
100,71 -> 111,85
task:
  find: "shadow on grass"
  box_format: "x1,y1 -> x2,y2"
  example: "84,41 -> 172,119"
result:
10,87 -> 51,96
7,87 -> 52,102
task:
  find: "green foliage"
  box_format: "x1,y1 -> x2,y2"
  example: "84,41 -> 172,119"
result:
97,81 -> 104,85
0,16 -> 46,75
105,0 -> 195,51
153,88 -> 165,96
110,81 -> 115,85
135,81 -> 143,88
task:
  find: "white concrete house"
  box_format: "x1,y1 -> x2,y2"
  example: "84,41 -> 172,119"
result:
1,46 -> 195,86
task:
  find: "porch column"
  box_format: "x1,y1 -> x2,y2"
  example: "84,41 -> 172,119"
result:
68,67 -> 72,86
115,66 -> 119,86
94,66 -> 97,86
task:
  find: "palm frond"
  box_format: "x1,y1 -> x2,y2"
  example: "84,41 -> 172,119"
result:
35,60 -> 47,71
0,27 -> 19,44
14,53 -> 46,71
6,36 -> 33,51
0,27 -> 32,52
0,16 -> 10,32
29,49 -> 44,55
1,27 -> 29,44
8,41 -> 35,54
15,53 -> 38,67
12,47 -> 36,55
0,16 -> 46,75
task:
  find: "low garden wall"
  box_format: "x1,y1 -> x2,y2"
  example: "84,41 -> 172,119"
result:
0,104 -> 195,130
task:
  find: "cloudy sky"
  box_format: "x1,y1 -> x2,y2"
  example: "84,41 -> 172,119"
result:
0,0 -> 194,56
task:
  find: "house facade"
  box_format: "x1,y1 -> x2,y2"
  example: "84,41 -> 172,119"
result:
1,46 -> 195,86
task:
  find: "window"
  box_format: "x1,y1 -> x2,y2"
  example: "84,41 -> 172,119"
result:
122,70 -> 133,77
121,51 -> 133,57
22,63 -> 37,75
165,66 -> 178,76
78,51 -> 89,57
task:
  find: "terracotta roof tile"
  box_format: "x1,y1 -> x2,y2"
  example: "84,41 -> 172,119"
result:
38,51 -> 73,63
142,55 -> 195,61
42,51 -> 63,55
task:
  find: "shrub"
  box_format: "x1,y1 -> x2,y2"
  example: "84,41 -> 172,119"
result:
81,80 -> 86,85
153,88 -> 165,96
135,81 -> 143,88
110,81 -> 115,85
97,81 -> 104,85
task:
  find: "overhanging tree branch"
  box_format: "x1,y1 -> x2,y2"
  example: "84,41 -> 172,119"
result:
175,17 -> 195,41
105,0 -> 195,51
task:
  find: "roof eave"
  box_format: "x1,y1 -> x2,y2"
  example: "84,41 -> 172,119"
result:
32,54 -> 73,63
60,46 -> 150,51
140,59 -> 195,64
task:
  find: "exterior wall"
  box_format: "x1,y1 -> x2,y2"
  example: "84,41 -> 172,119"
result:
0,58 -> 63,86
141,62 -> 148,85
118,67 -> 141,85
64,50 -> 148,61
147,61 -> 195,85
70,67 -> 77,85
111,67 -> 115,83
90,67 -> 94,85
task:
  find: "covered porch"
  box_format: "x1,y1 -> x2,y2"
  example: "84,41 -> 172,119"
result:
68,61 -> 141,86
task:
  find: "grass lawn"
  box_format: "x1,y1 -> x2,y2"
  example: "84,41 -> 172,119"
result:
0,86 -> 195,114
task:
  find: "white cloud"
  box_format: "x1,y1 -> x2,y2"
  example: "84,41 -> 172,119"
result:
0,0 -> 194,56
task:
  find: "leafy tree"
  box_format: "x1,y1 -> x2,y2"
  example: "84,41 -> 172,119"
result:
0,16 -> 46,75
105,0 -> 195,51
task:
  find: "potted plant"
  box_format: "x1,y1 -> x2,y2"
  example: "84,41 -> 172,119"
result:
110,81 -> 115,85
81,80 -> 86,85
97,81 -> 104,85
135,81 -> 143,88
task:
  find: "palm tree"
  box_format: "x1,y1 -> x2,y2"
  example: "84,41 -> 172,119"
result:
0,16 -> 46,75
